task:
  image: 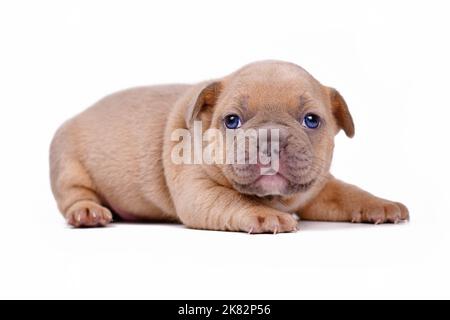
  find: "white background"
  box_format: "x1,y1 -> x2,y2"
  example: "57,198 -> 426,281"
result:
1,0 -> 449,299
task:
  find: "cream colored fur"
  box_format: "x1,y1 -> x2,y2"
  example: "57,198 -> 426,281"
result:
50,61 -> 408,232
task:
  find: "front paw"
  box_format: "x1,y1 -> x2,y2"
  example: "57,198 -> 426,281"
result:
351,199 -> 409,224
240,210 -> 299,234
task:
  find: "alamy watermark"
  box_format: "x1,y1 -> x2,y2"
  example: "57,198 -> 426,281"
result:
171,121 -> 280,175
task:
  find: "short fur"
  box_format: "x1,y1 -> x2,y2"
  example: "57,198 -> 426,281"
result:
50,61 -> 408,232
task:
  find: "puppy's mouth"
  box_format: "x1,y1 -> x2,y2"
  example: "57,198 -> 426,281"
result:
228,143 -> 318,197
233,171 -> 316,197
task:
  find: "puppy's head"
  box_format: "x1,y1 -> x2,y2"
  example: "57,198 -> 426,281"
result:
185,61 -> 354,197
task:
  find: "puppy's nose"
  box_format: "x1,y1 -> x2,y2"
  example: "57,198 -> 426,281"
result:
257,123 -> 289,155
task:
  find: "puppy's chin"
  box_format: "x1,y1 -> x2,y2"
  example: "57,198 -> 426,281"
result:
232,173 -> 316,197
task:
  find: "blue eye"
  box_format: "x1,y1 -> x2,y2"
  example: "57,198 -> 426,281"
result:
224,114 -> 242,129
302,113 -> 320,129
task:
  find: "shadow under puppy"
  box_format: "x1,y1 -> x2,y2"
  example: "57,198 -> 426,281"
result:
50,60 -> 409,233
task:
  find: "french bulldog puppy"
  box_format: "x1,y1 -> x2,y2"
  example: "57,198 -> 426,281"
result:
50,60 -> 408,233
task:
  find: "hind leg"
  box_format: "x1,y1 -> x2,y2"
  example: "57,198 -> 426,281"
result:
50,155 -> 113,228
65,199 -> 113,227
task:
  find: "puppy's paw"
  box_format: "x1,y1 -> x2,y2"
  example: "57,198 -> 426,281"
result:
66,201 -> 113,228
351,199 -> 409,224
240,211 -> 298,234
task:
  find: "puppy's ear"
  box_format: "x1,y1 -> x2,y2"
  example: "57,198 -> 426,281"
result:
185,81 -> 222,129
327,87 -> 355,138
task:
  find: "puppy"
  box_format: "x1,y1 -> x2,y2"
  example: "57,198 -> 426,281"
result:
50,60 -> 408,232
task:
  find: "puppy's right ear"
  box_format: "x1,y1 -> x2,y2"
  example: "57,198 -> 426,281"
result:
327,87 -> 355,138
185,81 -> 222,129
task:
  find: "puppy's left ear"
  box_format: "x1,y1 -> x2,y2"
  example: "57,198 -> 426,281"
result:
327,87 -> 355,138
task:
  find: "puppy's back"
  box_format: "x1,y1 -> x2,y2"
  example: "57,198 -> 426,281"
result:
50,84 -> 191,220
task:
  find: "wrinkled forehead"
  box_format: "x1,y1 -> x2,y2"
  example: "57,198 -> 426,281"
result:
221,64 -> 326,113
